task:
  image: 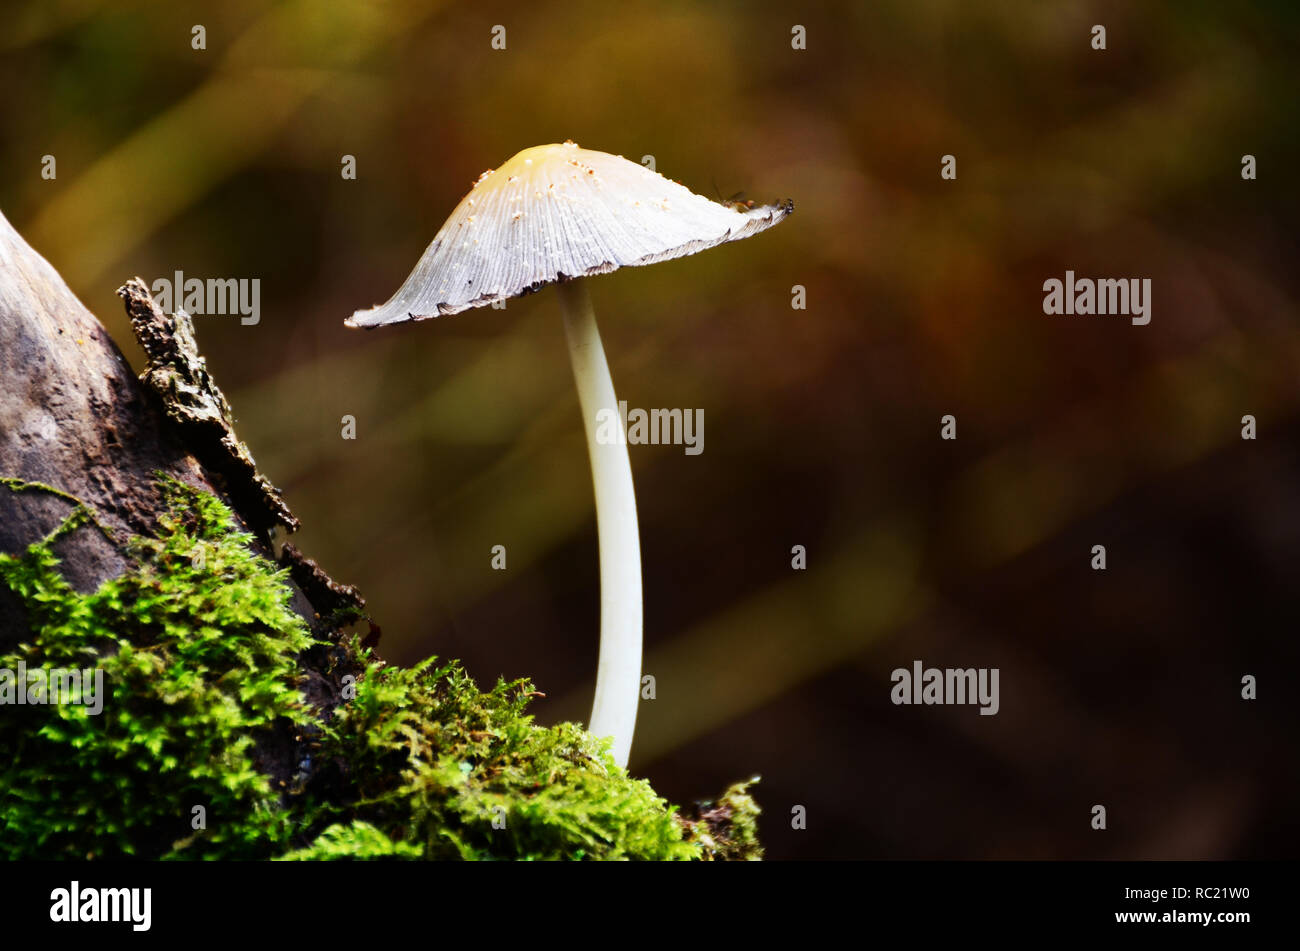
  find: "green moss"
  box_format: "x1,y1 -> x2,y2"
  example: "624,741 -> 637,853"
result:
306,649 -> 697,860
679,778 -> 764,861
0,479 -> 313,859
0,478 -> 749,860
276,821 -> 422,860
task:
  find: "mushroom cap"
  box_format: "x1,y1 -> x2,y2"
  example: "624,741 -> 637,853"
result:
346,141 -> 792,328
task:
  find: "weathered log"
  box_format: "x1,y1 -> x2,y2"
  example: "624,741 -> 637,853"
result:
0,207 -> 360,719
0,210 -> 210,642
0,203 -> 369,808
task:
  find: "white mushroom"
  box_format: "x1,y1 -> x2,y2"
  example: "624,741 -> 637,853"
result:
346,141 -> 791,769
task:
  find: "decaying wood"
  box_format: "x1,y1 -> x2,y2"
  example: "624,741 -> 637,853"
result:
117,278 -> 300,537
0,207 -> 361,654
0,210 -> 203,646
0,207 -> 372,798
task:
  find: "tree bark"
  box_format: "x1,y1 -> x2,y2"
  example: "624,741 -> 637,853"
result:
0,211 -> 203,638
0,206 -> 359,734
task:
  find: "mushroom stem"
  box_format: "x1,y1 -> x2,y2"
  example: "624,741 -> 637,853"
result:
557,278 -> 642,770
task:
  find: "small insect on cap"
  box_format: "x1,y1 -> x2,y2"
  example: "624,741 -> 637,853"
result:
345,141 -> 793,328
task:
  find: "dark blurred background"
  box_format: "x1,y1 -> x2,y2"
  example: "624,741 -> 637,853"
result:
3,0 -> 1298,858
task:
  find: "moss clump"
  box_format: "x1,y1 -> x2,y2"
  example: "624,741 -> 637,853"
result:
0,478 -> 743,860
0,479 -> 314,859
679,778 -> 764,861
302,649 -> 697,860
